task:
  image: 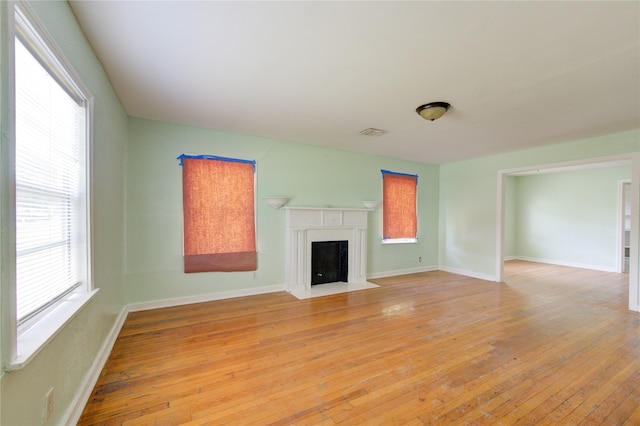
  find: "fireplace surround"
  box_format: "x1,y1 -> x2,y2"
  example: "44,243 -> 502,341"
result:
285,207 -> 378,299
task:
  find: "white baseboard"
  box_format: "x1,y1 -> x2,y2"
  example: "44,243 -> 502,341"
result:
513,256 -> 616,273
127,284 -> 286,312
63,305 -> 128,426
438,266 -> 498,282
367,265 -> 438,279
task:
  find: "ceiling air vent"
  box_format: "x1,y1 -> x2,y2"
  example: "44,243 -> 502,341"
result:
359,128 -> 388,137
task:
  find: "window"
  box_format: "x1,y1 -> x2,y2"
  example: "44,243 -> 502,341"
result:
5,2 -> 95,369
178,154 -> 257,273
381,169 -> 418,243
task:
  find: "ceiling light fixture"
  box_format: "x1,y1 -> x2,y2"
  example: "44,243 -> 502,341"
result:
416,102 -> 451,121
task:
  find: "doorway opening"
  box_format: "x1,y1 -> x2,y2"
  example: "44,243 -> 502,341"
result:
496,155 -> 638,312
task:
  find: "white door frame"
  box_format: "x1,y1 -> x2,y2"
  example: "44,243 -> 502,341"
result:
495,153 -> 639,312
617,179 -> 632,273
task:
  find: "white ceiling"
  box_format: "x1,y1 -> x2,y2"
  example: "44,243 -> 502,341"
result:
69,1 -> 640,164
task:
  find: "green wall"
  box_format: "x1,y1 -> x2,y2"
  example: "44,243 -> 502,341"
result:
439,129 -> 640,279
125,117 -> 440,304
1,1 -> 128,424
0,1 -> 638,424
507,166 -> 631,269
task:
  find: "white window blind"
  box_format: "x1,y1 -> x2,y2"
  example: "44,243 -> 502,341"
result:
15,37 -> 88,326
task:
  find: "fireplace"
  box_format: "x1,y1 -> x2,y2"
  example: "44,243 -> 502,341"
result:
311,240 -> 348,285
285,207 -> 378,299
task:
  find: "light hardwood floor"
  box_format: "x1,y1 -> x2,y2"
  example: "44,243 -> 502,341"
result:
79,261 -> 640,425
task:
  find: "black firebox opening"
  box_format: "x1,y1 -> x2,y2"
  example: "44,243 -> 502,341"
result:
311,240 -> 348,285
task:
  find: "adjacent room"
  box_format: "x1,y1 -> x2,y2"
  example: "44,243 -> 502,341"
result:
1,1 -> 638,424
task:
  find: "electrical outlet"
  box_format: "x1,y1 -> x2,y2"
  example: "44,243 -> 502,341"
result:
418,256 -> 422,263
43,388 -> 54,423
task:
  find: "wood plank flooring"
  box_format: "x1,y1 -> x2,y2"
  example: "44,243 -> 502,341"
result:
78,261 -> 640,425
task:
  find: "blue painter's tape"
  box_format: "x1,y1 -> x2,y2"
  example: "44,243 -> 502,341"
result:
381,169 -> 418,182
177,154 -> 256,172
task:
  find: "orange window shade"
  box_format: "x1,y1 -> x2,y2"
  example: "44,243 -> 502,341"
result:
382,171 -> 418,240
181,156 -> 256,272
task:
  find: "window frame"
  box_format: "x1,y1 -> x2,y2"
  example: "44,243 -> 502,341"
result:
2,0 -> 97,371
381,169 -> 419,245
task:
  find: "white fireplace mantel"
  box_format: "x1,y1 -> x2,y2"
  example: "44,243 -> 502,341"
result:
284,207 -> 377,299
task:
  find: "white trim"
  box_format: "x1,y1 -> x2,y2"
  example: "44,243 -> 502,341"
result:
7,289 -> 99,370
14,0 -> 91,100
282,206 -> 370,212
496,170 -> 506,282
630,154 -> 640,311
498,154 -> 634,177
381,238 -> 418,245
2,0 -> 96,371
127,285 -> 285,313
1,0 -> 19,374
617,179 -> 632,273
512,256 -> 617,273
367,265 -> 437,279
439,266 -> 497,282
63,305 -> 128,426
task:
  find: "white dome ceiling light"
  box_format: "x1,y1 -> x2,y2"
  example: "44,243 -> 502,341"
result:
416,102 -> 451,121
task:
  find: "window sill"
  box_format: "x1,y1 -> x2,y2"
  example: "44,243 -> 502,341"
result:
382,238 -> 418,244
8,288 -> 99,371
